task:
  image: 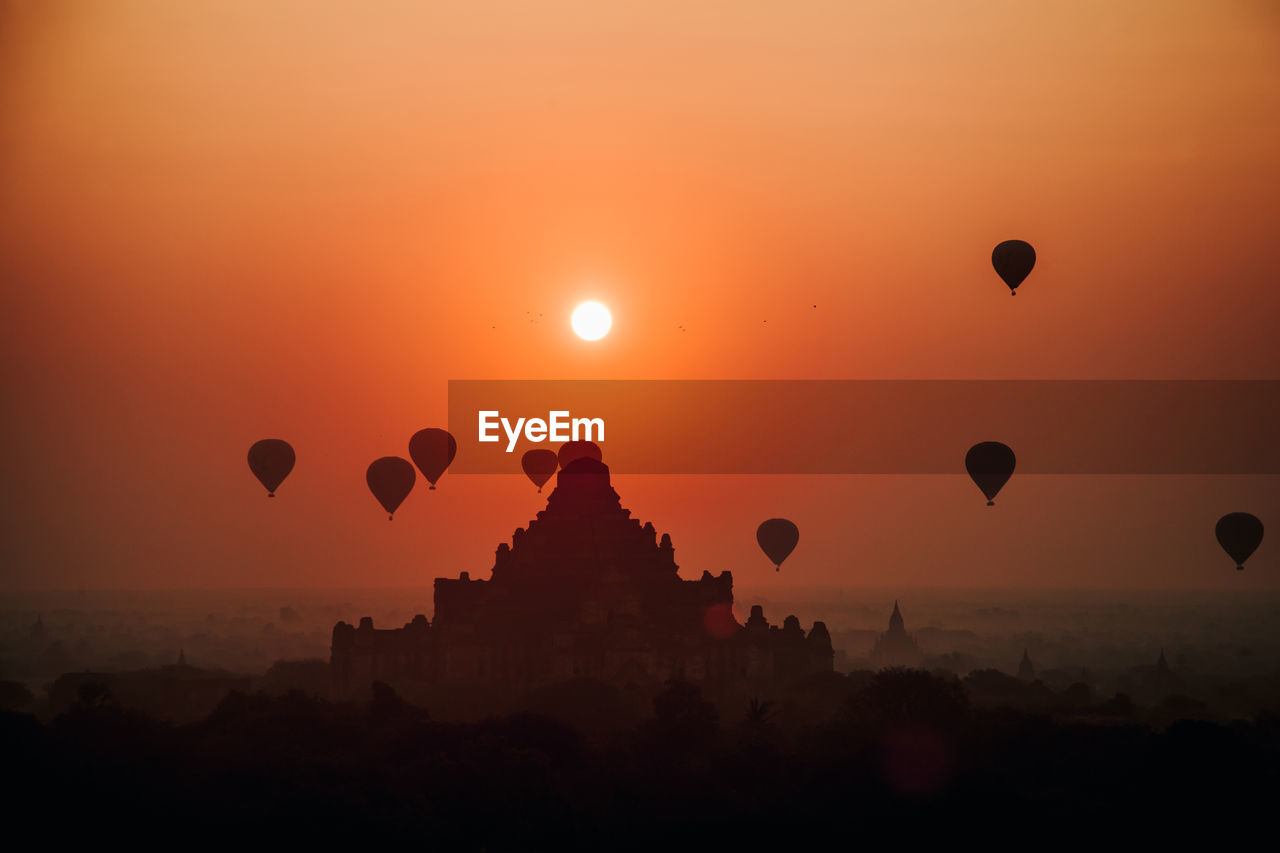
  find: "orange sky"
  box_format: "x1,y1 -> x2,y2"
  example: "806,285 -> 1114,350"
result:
1,0 -> 1277,592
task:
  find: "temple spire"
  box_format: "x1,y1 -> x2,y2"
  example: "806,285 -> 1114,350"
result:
1018,648 -> 1034,680
888,600 -> 905,633
871,599 -> 922,669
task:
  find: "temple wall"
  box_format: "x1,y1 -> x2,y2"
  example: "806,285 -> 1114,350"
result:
331,615 -> 833,701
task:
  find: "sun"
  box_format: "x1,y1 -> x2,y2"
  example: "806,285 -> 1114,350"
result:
571,301 -> 612,341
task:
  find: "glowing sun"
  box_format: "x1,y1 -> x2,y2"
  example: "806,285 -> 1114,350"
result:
571,301 -> 612,341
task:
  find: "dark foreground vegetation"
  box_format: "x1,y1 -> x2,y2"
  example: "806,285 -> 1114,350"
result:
5,669 -> 1279,847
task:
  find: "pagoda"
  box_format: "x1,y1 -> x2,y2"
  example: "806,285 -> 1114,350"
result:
868,600 -> 924,669
331,457 -> 833,700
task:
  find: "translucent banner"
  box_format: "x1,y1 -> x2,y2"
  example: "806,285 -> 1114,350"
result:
446,380 -> 1279,475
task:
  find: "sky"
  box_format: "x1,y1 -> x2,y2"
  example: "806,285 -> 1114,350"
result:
1,0 -> 1277,592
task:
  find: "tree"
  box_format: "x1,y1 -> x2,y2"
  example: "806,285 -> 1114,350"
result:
847,668 -> 969,731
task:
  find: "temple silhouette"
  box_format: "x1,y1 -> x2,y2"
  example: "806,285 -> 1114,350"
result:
331,457 -> 833,701
1018,648 -> 1035,681
869,600 -> 924,668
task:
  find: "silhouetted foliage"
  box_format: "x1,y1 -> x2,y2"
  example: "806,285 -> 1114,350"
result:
846,668 -> 970,730
1058,681 -> 1093,709
1097,691 -> 1135,717
0,680 -> 34,709
74,681 -> 115,709
523,677 -> 637,738
643,679 -> 720,752
5,668 -> 1280,846
963,668 -> 1054,709
745,696 -> 779,725
255,658 -> 330,697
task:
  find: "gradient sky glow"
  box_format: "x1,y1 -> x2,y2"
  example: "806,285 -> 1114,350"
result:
1,1 -> 1277,591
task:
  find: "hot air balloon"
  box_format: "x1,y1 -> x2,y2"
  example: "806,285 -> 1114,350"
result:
756,518 -> 799,572
408,428 -> 457,490
247,439 -> 295,497
558,440 -> 602,469
992,240 -> 1036,295
366,456 -> 416,520
966,441 -> 1016,506
521,448 -> 558,493
1215,512 -> 1264,571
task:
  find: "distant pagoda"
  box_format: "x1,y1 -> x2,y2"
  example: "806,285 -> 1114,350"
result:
868,600 -> 924,669
1018,648 -> 1035,681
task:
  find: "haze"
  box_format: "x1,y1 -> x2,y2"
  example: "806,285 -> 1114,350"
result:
1,1 -> 1277,591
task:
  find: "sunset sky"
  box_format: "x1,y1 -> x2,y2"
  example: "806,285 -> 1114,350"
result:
1,0 -> 1276,593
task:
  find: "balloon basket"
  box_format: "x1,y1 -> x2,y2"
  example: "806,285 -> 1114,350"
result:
987,500 -> 995,506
